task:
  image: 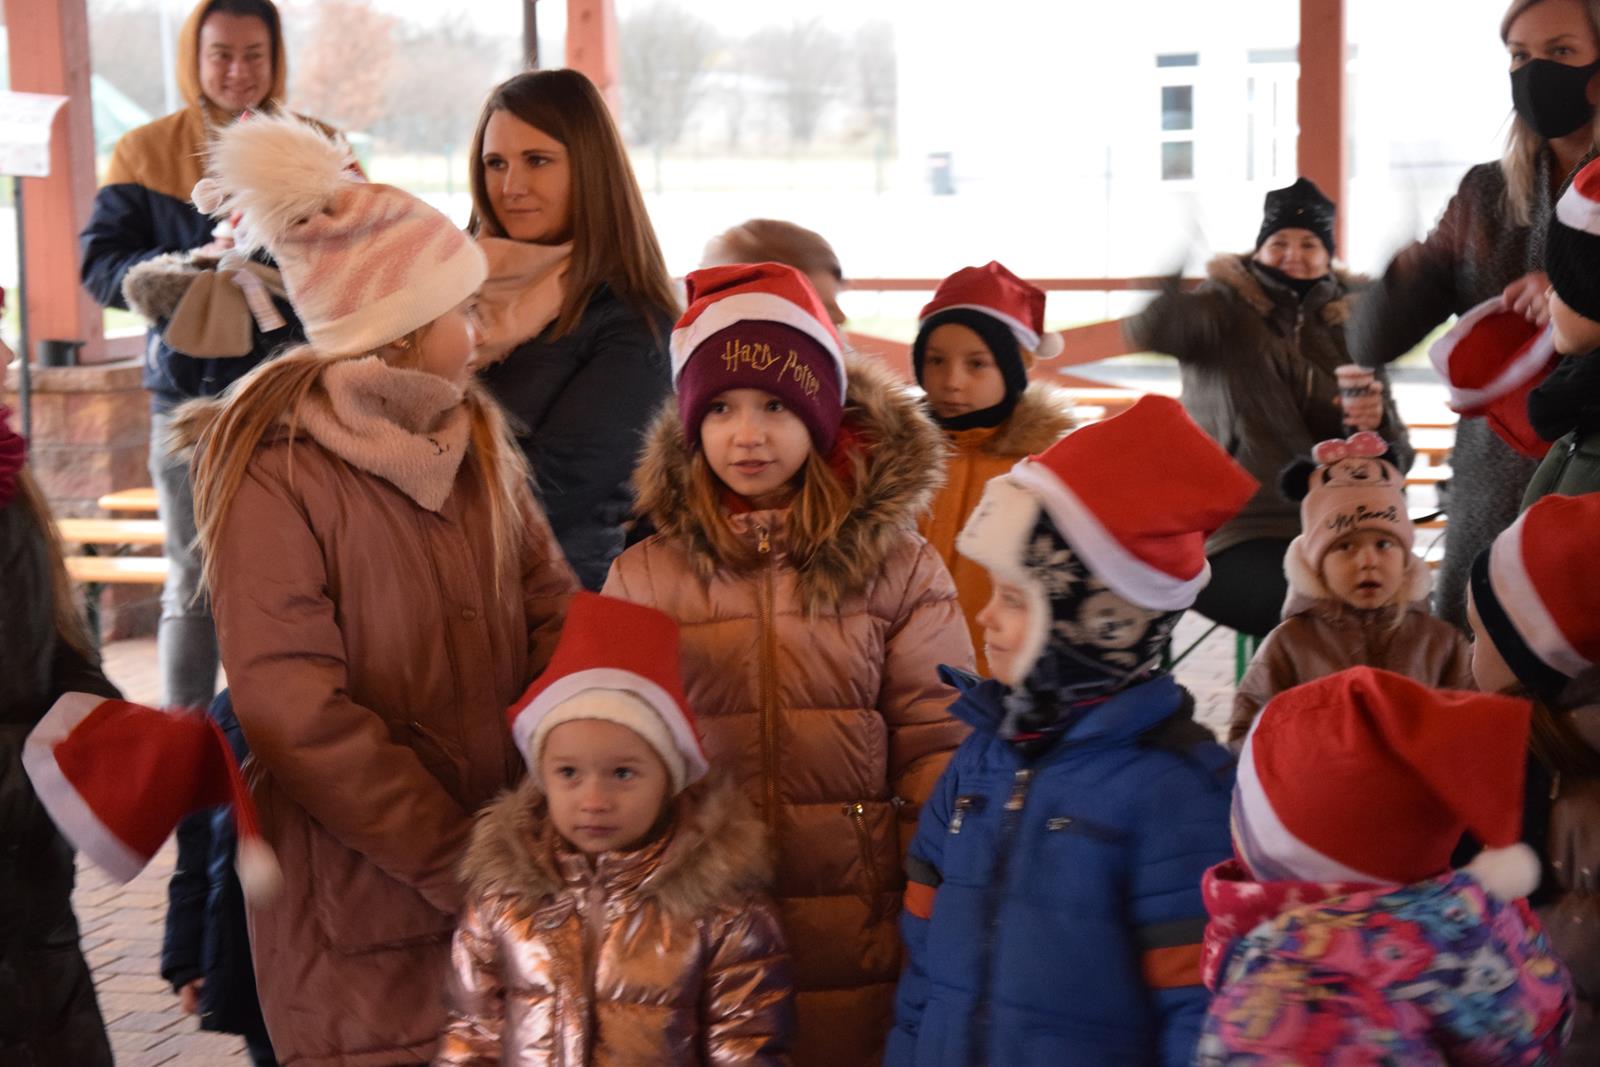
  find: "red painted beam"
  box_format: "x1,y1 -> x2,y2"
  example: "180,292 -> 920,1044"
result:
1297,0 -> 1348,251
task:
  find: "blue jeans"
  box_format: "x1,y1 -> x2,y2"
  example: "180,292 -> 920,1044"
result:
149,410 -> 219,708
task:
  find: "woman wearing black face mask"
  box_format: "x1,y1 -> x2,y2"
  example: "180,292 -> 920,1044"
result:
1125,179 -> 1412,641
1349,0 -> 1600,632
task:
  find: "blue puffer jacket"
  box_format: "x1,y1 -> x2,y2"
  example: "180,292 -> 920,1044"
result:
887,668 -> 1234,1067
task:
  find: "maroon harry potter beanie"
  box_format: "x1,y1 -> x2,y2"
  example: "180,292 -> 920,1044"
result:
671,263 -> 847,451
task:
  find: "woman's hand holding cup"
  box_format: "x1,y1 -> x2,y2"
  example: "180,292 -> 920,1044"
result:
1335,364 -> 1383,432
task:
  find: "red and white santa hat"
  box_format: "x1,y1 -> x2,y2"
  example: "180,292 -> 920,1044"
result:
1471,493 -> 1600,702
1428,296 -> 1558,460
917,261 -> 1064,361
1548,155 -> 1600,321
1234,667 -> 1539,900
508,592 -> 709,793
22,695 -> 282,902
670,262 -> 848,449
958,395 -> 1257,671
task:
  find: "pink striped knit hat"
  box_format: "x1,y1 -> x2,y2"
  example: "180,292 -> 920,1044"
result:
192,115 -> 486,356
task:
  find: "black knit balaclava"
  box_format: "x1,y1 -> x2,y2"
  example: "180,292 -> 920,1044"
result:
999,513 -> 1182,758
913,307 -> 1027,431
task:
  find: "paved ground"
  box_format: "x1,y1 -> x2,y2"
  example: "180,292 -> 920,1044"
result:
80,615 -> 1243,1064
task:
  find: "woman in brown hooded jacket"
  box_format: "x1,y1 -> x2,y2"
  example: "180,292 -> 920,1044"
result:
176,117 -> 576,1065
603,263 -> 972,1066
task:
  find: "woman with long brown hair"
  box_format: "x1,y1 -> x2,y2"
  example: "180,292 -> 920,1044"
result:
172,115 -> 575,1064
1351,0 -> 1600,629
469,68 -> 679,590
0,405 -> 118,1066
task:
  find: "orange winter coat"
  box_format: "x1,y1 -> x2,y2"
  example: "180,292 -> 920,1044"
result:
917,386 -> 1074,673
205,419 -> 577,1066
603,359 -> 973,1067
437,776 -> 794,1066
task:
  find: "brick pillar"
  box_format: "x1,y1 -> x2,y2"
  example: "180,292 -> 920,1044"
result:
5,359 -> 158,640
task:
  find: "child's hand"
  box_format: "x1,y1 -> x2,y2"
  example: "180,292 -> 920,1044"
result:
179,978 -> 204,1015
1503,271 -> 1552,325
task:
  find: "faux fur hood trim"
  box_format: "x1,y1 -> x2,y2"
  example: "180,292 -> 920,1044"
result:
461,775 -> 773,923
1206,253 -> 1364,327
633,355 -> 947,608
1282,533 -> 1432,610
981,382 -> 1077,456
123,252 -> 203,324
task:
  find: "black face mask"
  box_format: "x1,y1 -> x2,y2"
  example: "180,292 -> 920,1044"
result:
1512,57 -> 1600,140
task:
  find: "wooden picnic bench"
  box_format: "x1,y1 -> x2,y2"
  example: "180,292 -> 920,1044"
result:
58,512 -> 168,646
97,486 -> 160,513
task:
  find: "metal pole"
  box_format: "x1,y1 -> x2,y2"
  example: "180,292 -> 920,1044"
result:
524,0 -> 540,69
14,176 -> 30,440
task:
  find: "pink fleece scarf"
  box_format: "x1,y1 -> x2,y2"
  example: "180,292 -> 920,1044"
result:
473,236 -> 571,367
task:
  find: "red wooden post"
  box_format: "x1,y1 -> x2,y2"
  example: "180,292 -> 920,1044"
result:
566,0 -> 621,114
4,0 -> 106,362
1297,0 -> 1349,252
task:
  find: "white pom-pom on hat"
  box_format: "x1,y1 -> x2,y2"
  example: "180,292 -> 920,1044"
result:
191,114 -> 358,255
1465,843 -> 1542,902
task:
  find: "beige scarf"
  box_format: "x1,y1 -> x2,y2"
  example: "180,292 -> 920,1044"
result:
474,236 -> 572,367
295,357 -> 471,512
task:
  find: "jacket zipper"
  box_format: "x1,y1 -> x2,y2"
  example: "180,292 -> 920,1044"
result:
754,521 -> 780,832
581,877 -> 604,1058
1548,432 -> 1581,490
845,801 -> 887,922
969,767 -> 1034,1066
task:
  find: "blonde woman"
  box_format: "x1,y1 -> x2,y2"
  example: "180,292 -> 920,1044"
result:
174,116 -> 576,1065
468,70 -> 679,589
1350,0 -> 1600,628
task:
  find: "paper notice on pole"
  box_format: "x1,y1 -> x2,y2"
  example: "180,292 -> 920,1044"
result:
0,92 -> 68,178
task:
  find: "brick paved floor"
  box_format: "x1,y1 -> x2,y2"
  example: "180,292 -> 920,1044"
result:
82,621 -> 1239,1064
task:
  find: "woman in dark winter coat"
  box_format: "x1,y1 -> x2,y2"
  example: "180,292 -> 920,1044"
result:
161,691 -> 275,1066
0,407 -> 116,1067
469,70 -> 678,590
1126,178 -> 1410,639
1349,0 -> 1600,627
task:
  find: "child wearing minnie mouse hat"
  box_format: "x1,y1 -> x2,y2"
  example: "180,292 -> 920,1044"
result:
1228,431 -> 1471,744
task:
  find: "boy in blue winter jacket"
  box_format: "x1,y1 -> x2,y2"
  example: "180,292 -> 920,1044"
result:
887,395 -> 1258,1066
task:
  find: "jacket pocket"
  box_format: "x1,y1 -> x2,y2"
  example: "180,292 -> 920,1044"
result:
306,820 -> 456,955
844,801 -> 897,925
1042,813 -> 1128,844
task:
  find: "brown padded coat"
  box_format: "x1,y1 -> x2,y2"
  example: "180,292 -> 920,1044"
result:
602,358 -> 973,1067
917,385 -> 1074,674
208,428 -> 577,1066
1230,596 -> 1473,744
436,776 -> 793,1066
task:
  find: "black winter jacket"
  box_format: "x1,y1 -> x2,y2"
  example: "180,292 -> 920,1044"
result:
78,106 -> 310,410
1,511 -> 118,1066
482,285 -> 672,590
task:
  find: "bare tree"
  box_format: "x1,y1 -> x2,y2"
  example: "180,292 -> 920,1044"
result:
289,0 -> 397,133
853,20 -> 896,144
747,19 -> 845,147
619,1 -> 717,189
372,16 -> 517,156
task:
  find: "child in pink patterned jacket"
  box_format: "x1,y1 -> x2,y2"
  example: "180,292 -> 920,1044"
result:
1200,667 -> 1572,1064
